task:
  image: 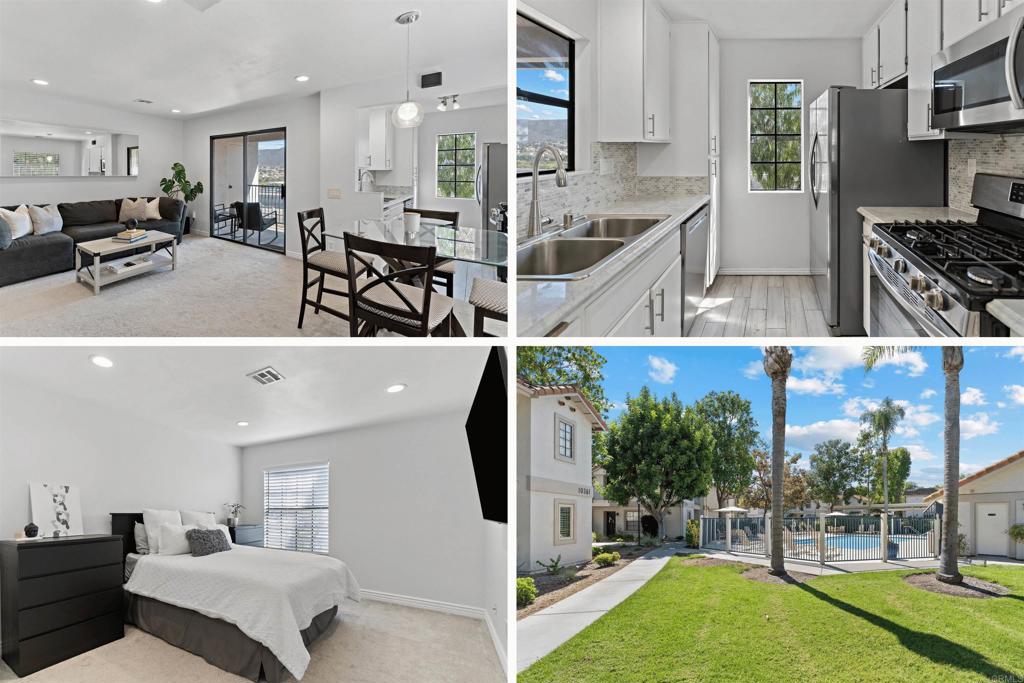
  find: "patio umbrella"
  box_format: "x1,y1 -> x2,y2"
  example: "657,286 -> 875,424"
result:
713,507 -> 747,552
824,511 -> 845,517
713,506 -> 748,513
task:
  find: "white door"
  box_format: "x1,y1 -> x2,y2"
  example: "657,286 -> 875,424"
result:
708,30 -> 720,156
943,0 -> 996,48
652,255 -> 683,336
609,290 -> 653,337
878,0 -> 907,86
862,25 -> 879,88
976,502 -> 1009,556
643,0 -> 671,142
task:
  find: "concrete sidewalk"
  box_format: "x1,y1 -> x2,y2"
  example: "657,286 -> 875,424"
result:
517,544 -> 691,672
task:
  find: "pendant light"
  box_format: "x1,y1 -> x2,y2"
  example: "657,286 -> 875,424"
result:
392,10 -> 424,128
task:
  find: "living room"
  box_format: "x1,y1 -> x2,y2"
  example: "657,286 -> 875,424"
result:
0,0 -> 508,337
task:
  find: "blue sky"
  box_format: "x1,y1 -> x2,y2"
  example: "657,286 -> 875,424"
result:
517,67 -> 569,122
596,346 -> 1024,487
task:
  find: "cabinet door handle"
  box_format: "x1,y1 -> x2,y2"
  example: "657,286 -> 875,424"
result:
711,135 -> 717,154
656,289 -> 665,322
645,295 -> 653,334
927,103 -> 933,129
878,64 -> 883,82
980,0 -> 990,20
648,114 -> 656,138
711,159 -> 718,177
870,67 -> 876,86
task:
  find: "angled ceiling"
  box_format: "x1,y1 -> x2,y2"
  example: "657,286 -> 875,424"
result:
0,346 -> 491,447
0,0 -> 505,117
659,0 -> 892,39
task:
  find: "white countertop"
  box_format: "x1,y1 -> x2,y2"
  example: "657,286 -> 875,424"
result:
987,300 -> 1024,336
857,206 -> 978,225
517,194 -> 710,336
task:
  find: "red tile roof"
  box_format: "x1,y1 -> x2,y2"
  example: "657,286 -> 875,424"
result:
923,449 -> 1024,503
516,379 -> 607,431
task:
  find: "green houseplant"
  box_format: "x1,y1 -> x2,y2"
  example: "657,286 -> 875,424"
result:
160,162 -> 204,234
1010,524 -> 1024,545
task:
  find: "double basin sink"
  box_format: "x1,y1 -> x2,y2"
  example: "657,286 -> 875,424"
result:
518,214 -> 671,280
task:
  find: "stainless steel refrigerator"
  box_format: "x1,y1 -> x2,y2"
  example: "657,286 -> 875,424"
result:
476,142 -> 508,231
808,87 -> 945,336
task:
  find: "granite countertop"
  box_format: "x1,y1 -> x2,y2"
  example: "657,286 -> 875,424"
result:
987,300 -> 1024,335
517,194 -> 710,337
857,206 -> 978,225
383,194 -> 413,209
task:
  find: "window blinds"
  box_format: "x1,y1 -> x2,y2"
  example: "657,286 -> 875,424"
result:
263,463 -> 329,554
13,152 -> 60,177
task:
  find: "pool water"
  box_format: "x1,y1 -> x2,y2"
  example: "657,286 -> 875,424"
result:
793,534 -> 913,549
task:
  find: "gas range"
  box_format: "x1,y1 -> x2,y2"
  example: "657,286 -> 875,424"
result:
868,174 -> 1024,337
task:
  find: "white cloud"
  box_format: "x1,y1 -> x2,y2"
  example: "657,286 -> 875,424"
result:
647,355 -> 678,384
961,387 -> 987,406
1005,384 -> 1024,406
920,388 -> 937,399
549,88 -> 569,97
840,397 -> 938,438
875,350 -> 928,377
842,397 -> 879,418
961,412 -> 999,439
862,378 -> 875,389
516,103 -> 532,112
901,443 -> 938,462
793,347 -> 865,376
542,69 -> 565,82
1005,347 -> 1024,362
788,375 -> 845,395
785,419 -> 861,450
742,360 -> 762,380
997,401 -> 1008,409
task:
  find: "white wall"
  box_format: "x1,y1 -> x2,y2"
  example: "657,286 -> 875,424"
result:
0,135 -> 82,179
181,94 -> 321,256
719,39 -> 861,273
0,89 -> 183,206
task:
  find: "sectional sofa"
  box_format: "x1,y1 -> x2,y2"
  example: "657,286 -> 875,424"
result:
0,197 -> 186,287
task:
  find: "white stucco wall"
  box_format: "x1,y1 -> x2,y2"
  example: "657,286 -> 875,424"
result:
953,458 -> 1024,558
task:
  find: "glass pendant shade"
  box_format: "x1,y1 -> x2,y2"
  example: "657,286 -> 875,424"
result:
392,100 -> 424,127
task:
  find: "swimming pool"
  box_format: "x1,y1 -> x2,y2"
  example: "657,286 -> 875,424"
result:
793,534 -> 918,549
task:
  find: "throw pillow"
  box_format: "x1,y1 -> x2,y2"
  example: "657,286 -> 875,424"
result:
186,528 -> 232,557
144,197 -> 162,221
142,508 -> 182,554
134,522 -> 150,554
0,215 -> 11,250
180,510 -> 216,527
199,522 -> 233,546
118,197 -> 147,223
0,205 -> 32,240
28,204 -> 63,235
157,523 -> 197,555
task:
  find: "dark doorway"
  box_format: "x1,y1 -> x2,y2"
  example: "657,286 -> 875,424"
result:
604,511 -> 616,537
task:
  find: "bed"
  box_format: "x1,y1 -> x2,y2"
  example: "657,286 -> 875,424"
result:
111,512 -> 360,682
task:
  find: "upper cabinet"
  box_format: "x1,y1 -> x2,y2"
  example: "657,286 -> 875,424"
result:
597,0 -> 671,143
906,0 -> 943,139
862,0 -> 906,89
363,106 -> 394,171
942,0 -> 998,47
862,25 -> 879,89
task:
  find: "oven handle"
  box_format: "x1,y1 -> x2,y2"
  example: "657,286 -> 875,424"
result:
868,251 -> 958,337
1007,15 -> 1024,110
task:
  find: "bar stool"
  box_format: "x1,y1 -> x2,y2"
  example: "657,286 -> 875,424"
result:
468,278 -> 507,337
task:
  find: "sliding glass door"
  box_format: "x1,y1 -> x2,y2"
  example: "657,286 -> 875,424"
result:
210,128 -> 286,253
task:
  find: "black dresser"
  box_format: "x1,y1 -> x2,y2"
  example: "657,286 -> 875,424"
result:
228,524 -> 264,547
0,534 -> 124,676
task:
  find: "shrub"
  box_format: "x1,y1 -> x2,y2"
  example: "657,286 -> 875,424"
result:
1010,524 -> 1024,544
536,555 -> 563,574
594,552 -> 619,567
685,519 -> 700,548
639,534 -> 660,547
516,578 -> 537,607
592,531 -> 598,542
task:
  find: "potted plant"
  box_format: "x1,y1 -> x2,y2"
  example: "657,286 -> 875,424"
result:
160,162 -> 204,235
224,502 -> 245,527
1011,524 -> 1024,551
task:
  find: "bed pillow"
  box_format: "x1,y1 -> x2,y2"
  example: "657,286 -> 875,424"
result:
158,523 -> 197,555
186,528 -> 231,557
28,204 -> 63,234
134,522 -> 150,555
143,508 -> 182,554
200,522 -> 233,546
180,510 -> 217,527
0,205 -> 32,240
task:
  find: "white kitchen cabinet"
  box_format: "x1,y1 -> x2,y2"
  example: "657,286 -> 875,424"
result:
943,0 -> 997,48
597,0 -> 671,143
652,255 -> 683,336
907,0 -> 944,138
707,157 -> 720,286
863,25 -> 879,89
878,1 -> 907,86
609,290 -> 654,336
1001,0 -> 1024,14
366,106 -> 393,171
708,30 -> 720,157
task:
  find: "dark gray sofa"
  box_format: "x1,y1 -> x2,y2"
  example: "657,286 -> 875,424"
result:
0,197 -> 185,287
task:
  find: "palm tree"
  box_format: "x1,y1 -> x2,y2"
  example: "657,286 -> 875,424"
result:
860,397 -> 905,516
763,346 -> 792,577
863,346 -> 963,585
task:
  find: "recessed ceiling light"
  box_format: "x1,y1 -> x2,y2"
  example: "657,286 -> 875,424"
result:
170,109 -> 181,113
295,75 -> 310,82
236,421 -> 249,427
146,0 -> 164,3
386,383 -> 407,393
31,79 -> 49,86
90,355 -> 113,368
84,131 -> 93,134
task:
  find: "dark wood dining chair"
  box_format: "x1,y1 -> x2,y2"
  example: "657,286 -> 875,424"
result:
468,277 -> 507,337
296,208 -> 364,329
343,232 -> 464,337
403,208 -> 459,297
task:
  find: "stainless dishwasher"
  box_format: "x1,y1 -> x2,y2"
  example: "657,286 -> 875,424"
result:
683,206 -> 709,336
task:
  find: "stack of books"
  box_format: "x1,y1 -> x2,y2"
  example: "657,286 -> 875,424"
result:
112,228 -> 147,243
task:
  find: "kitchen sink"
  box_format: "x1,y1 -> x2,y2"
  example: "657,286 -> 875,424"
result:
560,214 -> 669,240
518,238 -> 625,280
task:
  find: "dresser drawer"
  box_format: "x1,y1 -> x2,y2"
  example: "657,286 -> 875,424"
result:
16,612 -> 123,676
18,587 -> 122,640
19,563 -> 122,609
19,539 -> 122,579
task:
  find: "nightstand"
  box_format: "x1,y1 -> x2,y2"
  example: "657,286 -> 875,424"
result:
228,524 -> 264,547
0,534 -> 124,676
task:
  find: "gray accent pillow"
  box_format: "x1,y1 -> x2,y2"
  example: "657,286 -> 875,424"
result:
134,522 -> 150,554
186,528 -> 232,557
0,215 -> 11,250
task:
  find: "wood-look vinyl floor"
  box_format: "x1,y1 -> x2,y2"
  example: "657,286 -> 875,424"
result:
690,275 -> 829,337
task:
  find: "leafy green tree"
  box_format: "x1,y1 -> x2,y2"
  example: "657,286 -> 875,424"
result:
740,449 -> 806,517
693,391 -> 759,513
603,387 -> 714,539
870,447 -> 912,504
807,439 -> 859,511
859,397 -> 905,515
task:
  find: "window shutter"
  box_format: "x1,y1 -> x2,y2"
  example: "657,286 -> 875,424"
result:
263,463 -> 329,553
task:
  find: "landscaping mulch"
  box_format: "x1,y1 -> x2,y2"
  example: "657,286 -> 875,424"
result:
904,572 -> 1011,598
743,567 -> 819,585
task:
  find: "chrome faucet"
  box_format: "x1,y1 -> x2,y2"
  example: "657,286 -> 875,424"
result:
358,169 -> 375,192
527,145 -> 567,238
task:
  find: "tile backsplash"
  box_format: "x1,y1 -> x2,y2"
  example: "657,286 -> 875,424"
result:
516,142 -> 708,239
948,136 -> 1024,214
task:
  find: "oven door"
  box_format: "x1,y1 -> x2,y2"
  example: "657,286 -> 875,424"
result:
868,252 -> 958,337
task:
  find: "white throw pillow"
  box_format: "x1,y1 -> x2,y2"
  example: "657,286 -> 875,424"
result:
158,523 -> 197,555
0,205 -> 32,240
180,510 -> 216,527
142,508 -> 182,554
144,197 -> 162,221
28,205 -> 63,235
118,197 -> 147,223
200,523 -> 233,546
134,522 -> 150,555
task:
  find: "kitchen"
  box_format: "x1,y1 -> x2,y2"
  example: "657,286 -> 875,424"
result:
515,0 -> 1024,338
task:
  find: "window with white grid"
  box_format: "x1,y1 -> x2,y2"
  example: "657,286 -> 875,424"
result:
12,151 -> 59,177
263,463 -> 329,554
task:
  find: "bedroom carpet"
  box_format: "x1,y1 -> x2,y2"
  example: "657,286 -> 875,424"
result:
0,600 -> 504,683
0,235 -> 505,337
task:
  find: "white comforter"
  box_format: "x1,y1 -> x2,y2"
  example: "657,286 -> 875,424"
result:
125,545 -> 360,680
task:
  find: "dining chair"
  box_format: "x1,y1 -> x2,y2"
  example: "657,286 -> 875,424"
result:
297,208 -> 364,329
468,277 -> 507,337
343,232 -> 464,337
402,208 -> 459,297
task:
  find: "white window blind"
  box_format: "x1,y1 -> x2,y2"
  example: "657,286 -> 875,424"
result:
13,152 -> 59,177
263,463 -> 329,554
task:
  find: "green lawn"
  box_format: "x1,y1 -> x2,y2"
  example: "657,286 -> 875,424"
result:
520,559 -> 1024,683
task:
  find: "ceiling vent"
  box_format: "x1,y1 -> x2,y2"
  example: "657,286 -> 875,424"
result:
133,99 -> 153,104
420,72 -> 442,89
247,366 -> 285,386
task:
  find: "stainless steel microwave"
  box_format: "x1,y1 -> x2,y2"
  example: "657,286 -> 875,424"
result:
932,6 -> 1024,132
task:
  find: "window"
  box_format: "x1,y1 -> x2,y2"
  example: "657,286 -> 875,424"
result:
516,12 -> 574,176
555,416 -> 575,462
12,151 -> 59,177
436,132 -> 476,199
555,500 -> 575,544
625,510 -> 639,532
127,146 -> 139,177
263,463 -> 329,554
748,81 -> 803,192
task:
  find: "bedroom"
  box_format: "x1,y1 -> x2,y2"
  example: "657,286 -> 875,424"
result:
0,345 -> 508,682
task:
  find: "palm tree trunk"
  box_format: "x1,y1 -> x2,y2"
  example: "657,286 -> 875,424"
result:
938,347 -> 964,584
882,434 -> 889,517
769,374 -> 787,575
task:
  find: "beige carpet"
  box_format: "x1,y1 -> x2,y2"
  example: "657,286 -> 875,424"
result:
0,235 -> 505,337
0,600 -> 504,683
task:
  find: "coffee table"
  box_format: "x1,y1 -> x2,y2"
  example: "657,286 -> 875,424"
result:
75,231 -> 177,295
